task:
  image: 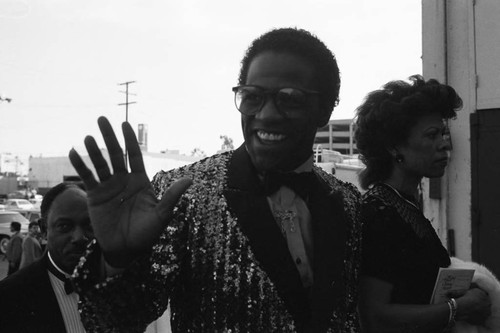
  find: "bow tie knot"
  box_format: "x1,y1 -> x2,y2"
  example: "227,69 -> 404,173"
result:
47,261 -> 75,295
262,171 -> 316,200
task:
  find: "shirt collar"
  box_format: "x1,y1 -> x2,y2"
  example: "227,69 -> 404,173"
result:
48,251 -> 71,278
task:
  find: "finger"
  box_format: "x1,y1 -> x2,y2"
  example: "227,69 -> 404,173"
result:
156,178 -> 193,221
122,121 -> 145,173
98,116 -> 127,174
69,148 -> 99,190
84,136 -> 112,182
447,290 -> 465,298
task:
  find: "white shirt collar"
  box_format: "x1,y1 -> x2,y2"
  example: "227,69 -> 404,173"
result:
48,251 -> 71,278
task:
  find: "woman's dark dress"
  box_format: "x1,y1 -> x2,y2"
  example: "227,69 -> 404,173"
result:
361,183 -> 451,304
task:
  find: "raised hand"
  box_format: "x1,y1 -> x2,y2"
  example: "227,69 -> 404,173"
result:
69,116 -> 192,267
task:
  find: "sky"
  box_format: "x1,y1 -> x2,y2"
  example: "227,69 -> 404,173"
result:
0,0 -> 422,159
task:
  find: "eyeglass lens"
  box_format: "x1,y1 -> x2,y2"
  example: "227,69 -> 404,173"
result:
234,86 -> 309,116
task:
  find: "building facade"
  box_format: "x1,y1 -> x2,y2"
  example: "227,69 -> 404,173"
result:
313,119 -> 357,156
28,150 -> 201,195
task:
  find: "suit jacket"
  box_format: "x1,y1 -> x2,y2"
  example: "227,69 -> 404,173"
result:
5,232 -> 23,266
75,145 -> 363,332
0,253 -> 66,332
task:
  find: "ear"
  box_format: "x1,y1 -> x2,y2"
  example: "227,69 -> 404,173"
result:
388,147 -> 405,163
38,217 -> 47,234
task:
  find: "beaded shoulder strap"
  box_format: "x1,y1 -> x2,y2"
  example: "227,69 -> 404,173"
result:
365,183 -> 435,242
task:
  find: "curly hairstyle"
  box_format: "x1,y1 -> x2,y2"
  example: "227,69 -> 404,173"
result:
354,74 -> 462,190
237,27 -> 340,116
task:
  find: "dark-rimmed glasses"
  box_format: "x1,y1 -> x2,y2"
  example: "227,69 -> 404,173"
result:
232,85 -> 320,117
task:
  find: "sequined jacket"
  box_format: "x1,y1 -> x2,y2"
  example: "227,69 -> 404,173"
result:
75,145 -> 362,333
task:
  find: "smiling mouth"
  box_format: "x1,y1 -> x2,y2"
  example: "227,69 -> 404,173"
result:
256,130 -> 287,143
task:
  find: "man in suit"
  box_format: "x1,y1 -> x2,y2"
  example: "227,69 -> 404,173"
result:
5,221 -> 23,275
0,182 -> 93,332
69,27 -> 362,332
20,221 -> 43,269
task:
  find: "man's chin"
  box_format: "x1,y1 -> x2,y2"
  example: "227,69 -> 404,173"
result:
64,253 -> 85,270
246,137 -> 313,173
252,158 -> 295,173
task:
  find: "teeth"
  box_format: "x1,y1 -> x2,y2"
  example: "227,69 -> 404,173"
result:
257,130 -> 286,141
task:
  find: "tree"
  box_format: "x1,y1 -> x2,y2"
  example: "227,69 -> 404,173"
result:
190,147 -> 206,158
219,135 -> 234,151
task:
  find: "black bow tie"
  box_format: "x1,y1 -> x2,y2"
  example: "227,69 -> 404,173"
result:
262,171 -> 316,200
47,261 -> 74,295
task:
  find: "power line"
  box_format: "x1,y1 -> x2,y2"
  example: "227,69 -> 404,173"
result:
118,81 -> 137,169
118,80 -> 137,123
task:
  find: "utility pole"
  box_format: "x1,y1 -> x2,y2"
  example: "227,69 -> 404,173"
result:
118,81 -> 137,169
118,81 -> 137,123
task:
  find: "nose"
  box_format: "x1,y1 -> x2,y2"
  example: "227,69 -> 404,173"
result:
440,133 -> 452,151
254,95 -> 283,120
71,226 -> 89,243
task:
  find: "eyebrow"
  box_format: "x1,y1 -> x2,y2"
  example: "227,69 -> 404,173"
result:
52,217 -> 75,224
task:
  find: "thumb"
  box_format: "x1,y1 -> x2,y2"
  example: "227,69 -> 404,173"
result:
156,177 -> 193,221
447,289 -> 467,298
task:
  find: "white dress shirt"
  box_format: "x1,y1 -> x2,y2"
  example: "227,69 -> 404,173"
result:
265,155 -> 315,288
48,252 -> 86,333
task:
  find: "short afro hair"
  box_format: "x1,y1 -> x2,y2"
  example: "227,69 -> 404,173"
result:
28,221 -> 39,230
238,27 -> 340,114
10,221 -> 21,232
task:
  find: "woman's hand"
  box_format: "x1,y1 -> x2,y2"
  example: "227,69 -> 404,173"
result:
455,286 -> 491,325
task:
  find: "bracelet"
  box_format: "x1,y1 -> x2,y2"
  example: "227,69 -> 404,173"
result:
446,298 -> 458,330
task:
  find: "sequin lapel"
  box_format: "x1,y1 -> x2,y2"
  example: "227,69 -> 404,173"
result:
223,145 -> 310,326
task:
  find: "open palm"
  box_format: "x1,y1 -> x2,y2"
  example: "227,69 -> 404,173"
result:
69,116 -> 192,267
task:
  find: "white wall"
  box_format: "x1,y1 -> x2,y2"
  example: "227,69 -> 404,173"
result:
29,151 -> 200,190
422,0 -> 500,260
422,0 -> 475,259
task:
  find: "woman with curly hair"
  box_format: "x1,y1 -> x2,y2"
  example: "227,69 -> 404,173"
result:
355,75 -> 491,332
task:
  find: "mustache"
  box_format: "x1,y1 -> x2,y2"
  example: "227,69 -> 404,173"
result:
66,242 -> 90,254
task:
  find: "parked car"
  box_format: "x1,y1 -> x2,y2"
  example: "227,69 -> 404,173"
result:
18,209 -> 41,222
29,197 -> 43,210
0,210 -> 29,254
4,199 -> 35,211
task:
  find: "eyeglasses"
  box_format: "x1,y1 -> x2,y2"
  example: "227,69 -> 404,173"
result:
232,85 -> 320,117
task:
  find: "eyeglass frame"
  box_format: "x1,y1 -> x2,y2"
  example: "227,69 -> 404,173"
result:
231,84 -> 321,117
